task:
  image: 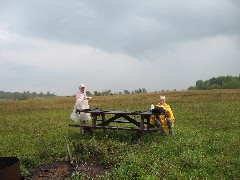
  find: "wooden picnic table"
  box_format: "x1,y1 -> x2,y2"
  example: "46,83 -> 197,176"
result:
69,109 -> 162,135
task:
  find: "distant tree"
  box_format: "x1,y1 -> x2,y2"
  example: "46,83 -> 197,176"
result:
102,90 -> 111,96
123,90 -> 130,94
32,92 -> 38,97
94,91 -> 99,96
138,88 -> 142,93
13,92 -> 22,99
223,79 -> 240,89
196,80 -> 205,89
142,88 -> 147,93
188,86 -> 195,90
189,75 -> 240,90
46,91 -> 51,97
86,91 -> 92,96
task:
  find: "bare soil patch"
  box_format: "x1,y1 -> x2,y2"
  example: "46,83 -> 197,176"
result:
23,160 -> 110,179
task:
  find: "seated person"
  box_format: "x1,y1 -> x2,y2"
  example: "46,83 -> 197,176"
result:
150,96 -> 175,135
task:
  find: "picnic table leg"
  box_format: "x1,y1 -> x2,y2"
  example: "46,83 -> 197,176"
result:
140,115 -> 145,130
80,120 -> 86,134
102,114 -> 106,132
138,115 -> 145,137
146,116 -> 150,131
92,114 -> 97,133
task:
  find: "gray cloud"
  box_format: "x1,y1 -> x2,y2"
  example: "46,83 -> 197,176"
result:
1,0 -> 240,60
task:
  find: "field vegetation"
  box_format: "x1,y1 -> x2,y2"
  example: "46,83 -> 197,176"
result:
0,89 -> 239,179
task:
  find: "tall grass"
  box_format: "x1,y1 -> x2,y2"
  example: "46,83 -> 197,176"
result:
0,90 -> 239,179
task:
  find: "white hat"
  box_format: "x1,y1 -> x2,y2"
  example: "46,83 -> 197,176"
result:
160,96 -> 166,100
79,84 -> 85,89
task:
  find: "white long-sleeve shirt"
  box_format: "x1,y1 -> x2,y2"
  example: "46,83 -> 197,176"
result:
75,91 -> 89,110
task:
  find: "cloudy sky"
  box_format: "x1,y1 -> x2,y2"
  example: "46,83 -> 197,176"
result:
0,0 -> 240,96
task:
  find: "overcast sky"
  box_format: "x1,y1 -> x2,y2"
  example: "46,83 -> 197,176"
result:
0,0 -> 240,96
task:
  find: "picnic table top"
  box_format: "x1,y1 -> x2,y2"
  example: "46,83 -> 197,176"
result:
79,109 -> 160,115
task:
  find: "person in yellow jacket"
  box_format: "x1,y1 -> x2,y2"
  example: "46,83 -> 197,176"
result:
150,95 -> 175,135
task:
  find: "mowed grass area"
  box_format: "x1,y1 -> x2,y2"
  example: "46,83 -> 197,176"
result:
0,89 -> 239,179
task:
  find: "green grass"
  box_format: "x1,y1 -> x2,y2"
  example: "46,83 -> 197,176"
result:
0,90 -> 240,179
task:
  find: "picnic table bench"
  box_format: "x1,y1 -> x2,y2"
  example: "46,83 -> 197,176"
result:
69,109 -> 163,135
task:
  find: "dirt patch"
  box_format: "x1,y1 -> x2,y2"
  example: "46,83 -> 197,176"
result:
23,160 -> 110,179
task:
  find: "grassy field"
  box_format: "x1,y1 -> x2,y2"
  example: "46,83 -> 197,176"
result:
0,89 -> 240,179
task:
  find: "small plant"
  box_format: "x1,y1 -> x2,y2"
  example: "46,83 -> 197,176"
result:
71,171 -> 83,180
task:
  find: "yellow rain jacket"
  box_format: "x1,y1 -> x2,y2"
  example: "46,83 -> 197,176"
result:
150,103 -> 175,131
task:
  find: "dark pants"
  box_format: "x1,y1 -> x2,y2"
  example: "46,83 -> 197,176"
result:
156,118 -> 173,135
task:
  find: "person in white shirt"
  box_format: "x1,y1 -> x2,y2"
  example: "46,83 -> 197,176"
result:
70,84 -> 92,124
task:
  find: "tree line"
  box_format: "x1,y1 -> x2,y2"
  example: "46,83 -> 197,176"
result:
188,75 -> 240,90
86,88 -> 147,96
0,88 -> 147,100
0,91 -> 56,100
